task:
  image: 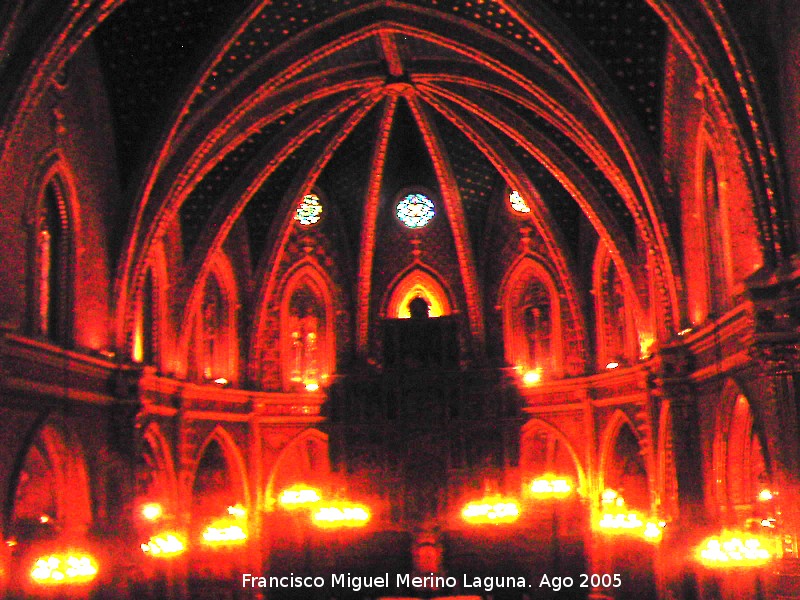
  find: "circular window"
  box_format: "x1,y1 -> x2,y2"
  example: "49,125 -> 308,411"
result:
294,194 -> 323,226
396,193 -> 435,229
509,190 -> 531,214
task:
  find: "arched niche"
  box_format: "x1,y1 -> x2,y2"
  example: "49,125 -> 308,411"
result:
265,429 -> 330,504
137,423 -> 178,516
279,262 -> 335,391
713,385 -> 771,525
26,163 -> 77,346
187,255 -> 239,383
132,245 -> 169,368
385,267 -> 452,319
499,257 -> 563,378
593,246 -> 639,366
7,423 -> 91,540
520,420 -> 586,495
190,428 -> 248,528
600,412 -> 650,512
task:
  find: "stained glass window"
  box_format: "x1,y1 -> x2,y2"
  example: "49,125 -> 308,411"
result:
396,193 -> 435,229
294,194 -> 323,226
509,190 -> 530,214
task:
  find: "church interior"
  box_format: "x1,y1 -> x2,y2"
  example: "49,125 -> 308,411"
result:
1,0 -> 799,598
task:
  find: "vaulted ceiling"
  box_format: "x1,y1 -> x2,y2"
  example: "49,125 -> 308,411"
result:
90,0 -> 682,343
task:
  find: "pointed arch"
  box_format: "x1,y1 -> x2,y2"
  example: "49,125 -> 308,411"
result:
384,264 -> 453,319
498,255 -> 564,378
599,410 -> 651,512
25,156 -> 78,346
712,380 -> 772,525
181,252 -> 239,382
7,422 -> 92,538
190,426 -> 249,519
277,259 -> 336,391
265,429 -> 330,506
132,242 -> 170,368
139,422 -> 178,515
593,245 -> 641,366
520,419 -> 587,495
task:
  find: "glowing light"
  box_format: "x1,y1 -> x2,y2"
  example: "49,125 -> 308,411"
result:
599,512 -> 644,530
202,505 -> 248,546
396,193 -> 435,229
758,489 -> 774,502
141,503 -> 163,521
278,485 -> 321,509
678,328 -> 693,337
294,194 -> 323,226
202,523 -> 247,545
643,521 -> 664,541
529,475 -> 573,499
141,533 -> 185,557
696,533 -> 773,567
31,553 -> 98,585
596,490 -> 662,543
461,497 -> 520,524
605,361 -> 620,369
639,334 -> 654,359
509,190 -> 531,214
214,377 -> 229,385
522,369 -> 542,386
304,381 -> 319,392
311,502 -> 370,528
39,514 -> 50,524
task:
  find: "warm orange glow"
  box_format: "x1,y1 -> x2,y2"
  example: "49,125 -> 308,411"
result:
522,368 -> 542,386
141,502 -> 163,521
214,377 -> 229,385
605,361 -> 619,369
38,514 -> 50,524
202,523 -> 247,545
31,553 -> 98,585
311,502 -> 370,528
696,532 -> 773,567
639,334 -> 654,359
202,505 -> 248,546
278,485 -> 322,509
758,489 -> 774,502
141,533 -> 186,557
529,475 -> 573,498
304,381 -> 320,392
461,497 -> 520,524
596,490 -> 662,543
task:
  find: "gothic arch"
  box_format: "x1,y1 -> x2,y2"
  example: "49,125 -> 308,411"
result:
520,419 -> 587,495
190,426 -> 250,519
498,255 -> 565,378
277,260 -> 336,391
139,422 -> 178,515
7,421 -> 92,538
599,410 -> 651,512
25,156 -> 78,344
712,380 -> 772,525
592,245 -> 642,367
384,264 -> 453,319
694,120 -> 733,319
265,429 -> 330,506
180,252 -> 240,383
